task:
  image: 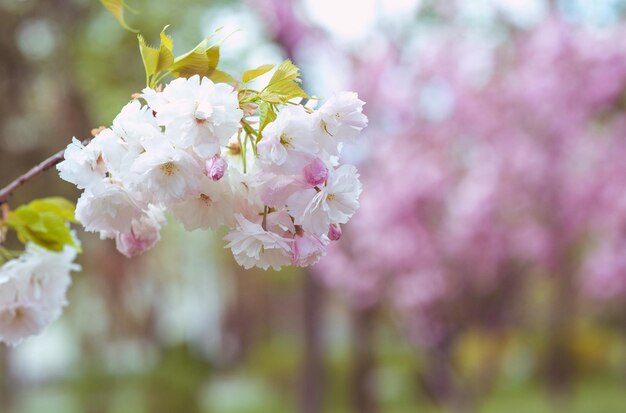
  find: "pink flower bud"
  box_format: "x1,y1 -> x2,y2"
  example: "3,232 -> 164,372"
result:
303,158 -> 329,186
328,224 -> 342,241
205,156 -> 228,181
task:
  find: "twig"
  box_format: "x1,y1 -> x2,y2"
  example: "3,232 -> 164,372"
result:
0,137 -> 91,205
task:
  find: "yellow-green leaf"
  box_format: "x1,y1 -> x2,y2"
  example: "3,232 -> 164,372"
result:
4,197 -> 79,252
169,43 -> 220,79
258,59 -> 310,104
243,64 -> 275,83
138,27 -> 176,87
160,26 -> 173,51
29,197 -> 77,223
138,34 -> 160,80
206,46 -> 220,72
260,80 -> 310,104
210,69 -> 235,84
99,0 -> 138,32
156,30 -> 175,73
268,59 -> 301,85
170,51 -> 209,78
258,102 -> 277,135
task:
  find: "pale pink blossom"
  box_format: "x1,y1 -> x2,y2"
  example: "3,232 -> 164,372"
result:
292,232 -> 327,267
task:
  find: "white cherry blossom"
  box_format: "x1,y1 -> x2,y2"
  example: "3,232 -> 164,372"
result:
142,75 -> 243,158
287,164 -> 362,234
224,214 -> 293,271
129,138 -> 204,205
0,244 -> 79,346
314,91 -> 368,155
75,180 -> 145,234
58,73 -> 366,272
56,137 -> 106,189
170,177 -> 235,231
258,105 -> 317,165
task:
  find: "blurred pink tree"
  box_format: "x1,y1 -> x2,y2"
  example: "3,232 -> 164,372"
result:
309,15 -> 626,408
252,0 -> 626,409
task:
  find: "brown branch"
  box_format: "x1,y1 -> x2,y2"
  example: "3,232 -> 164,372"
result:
0,137 -> 92,206
0,148 -> 66,205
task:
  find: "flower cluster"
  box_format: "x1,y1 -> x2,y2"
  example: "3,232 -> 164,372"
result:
57,75 -> 367,270
0,244 -> 79,346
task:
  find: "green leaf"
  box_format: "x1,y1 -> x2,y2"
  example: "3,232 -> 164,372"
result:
99,0 -> 138,32
29,198 -> 77,223
259,82 -> 310,104
138,34 -> 160,81
169,40 -> 221,79
159,27 -> 173,51
138,27 -> 175,87
156,29 -> 175,73
258,102 -> 277,135
243,64 -> 275,83
206,45 -> 220,71
5,197 -> 79,253
210,69 -> 235,84
268,59 -> 301,85
258,59 -> 310,104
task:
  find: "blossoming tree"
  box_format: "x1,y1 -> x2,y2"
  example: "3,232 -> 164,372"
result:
0,1 -> 367,346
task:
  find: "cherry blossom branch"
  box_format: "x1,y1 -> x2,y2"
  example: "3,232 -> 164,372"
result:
0,137 -> 92,206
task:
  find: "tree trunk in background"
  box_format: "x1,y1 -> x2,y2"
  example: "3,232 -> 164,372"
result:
0,347 -> 14,411
299,270 -> 324,413
420,340 -> 454,408
545,269 -> 575,401
351,306 -> 378,413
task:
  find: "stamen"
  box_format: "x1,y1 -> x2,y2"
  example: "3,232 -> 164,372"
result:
280,133 -> 295,149
160,162 -> 178,176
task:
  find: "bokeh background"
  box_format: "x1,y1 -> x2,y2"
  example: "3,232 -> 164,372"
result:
2,0 -> 626,412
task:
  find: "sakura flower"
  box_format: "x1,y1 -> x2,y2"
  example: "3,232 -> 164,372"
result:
142,75 -> 243,157
111,100 -> 161,149
10,243 -> 77,307
254,172 -> 303,208
170,177 -> 235,231
314,91 -> 368,155
0,244 -> 79,346
130,138 -> 203,205
91,128 -> 142,180
0,303 -> 49,347
287,164 -> 362,234
115,205 -> 167,257
224,214 -> 292,270
292,232 -> 327,267
258,105 -> 317,165
56,137 -> 107,189
75,181 -> 144,235
227,166 -> 265,218
58,69 -> 366,270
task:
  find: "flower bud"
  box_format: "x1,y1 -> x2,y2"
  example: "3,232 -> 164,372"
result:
303,157 -> 329,186
205,155 -> 228,181
328,224 -> 342,241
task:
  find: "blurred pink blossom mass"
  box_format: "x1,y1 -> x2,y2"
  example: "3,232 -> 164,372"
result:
304,18 -> 626,345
